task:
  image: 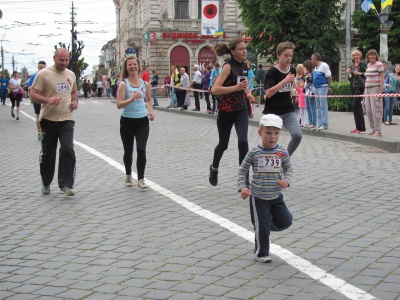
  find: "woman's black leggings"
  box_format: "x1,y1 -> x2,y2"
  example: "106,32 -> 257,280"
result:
120,116 -> 149,180
212,109 -> 249,168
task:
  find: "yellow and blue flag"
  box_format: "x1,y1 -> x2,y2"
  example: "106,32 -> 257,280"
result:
361,0 -> 377,12
381,0 -> 393,9
213,28 -> 224,36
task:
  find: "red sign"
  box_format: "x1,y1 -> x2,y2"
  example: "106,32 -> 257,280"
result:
162,32 -> 225,40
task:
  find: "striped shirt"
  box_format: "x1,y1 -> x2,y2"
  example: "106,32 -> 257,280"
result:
365,61 -> 384,88
238,145 -> 293,201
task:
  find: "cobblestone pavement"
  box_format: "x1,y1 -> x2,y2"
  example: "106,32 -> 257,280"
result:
0,98 -> 399,300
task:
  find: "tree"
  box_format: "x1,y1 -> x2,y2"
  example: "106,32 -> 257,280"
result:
237,0 -> 344,65
352,1 -> 400,64
54,40 -> 88,82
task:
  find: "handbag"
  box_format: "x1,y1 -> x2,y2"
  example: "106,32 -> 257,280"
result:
184,92 -> 191,106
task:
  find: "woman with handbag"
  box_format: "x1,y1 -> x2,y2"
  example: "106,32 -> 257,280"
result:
8,70 -> 24,120
347,50 -> 367,134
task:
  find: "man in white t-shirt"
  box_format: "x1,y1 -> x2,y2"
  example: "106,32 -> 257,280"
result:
97,79 -> 103,98
311,53 -> 332,131
191,64 -> 203,111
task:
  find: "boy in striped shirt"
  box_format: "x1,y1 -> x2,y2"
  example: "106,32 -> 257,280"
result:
238,114 -> 293,263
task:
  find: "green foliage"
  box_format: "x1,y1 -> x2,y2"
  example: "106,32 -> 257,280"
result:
1,69 -> 10,77
237,0 -> 344,64
352,1 -> 400,64
328,81 -> 352,112
55,41 -> 88,83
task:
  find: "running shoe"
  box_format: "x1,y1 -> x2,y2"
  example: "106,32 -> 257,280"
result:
138,179 -> 148,189
350,129 -> 360,134
60,187 -> 75,196
125,175 -> 133,187
209,165 -> 218,186
42,184 -> 50,195
255,256 -> 272,263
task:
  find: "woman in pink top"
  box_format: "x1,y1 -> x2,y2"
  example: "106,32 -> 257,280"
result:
364,49 -> 385,137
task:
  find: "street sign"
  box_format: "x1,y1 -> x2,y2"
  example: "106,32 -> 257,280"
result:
125,48 -> 138,55
144,32 -> 150,43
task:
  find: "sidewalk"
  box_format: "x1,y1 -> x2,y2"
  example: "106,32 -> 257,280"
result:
153,95 -> 400,153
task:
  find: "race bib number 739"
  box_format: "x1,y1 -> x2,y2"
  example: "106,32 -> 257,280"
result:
258,155 -> 281,172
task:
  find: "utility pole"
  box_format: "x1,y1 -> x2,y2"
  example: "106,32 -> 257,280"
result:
71,1 -> 77,58
12,55 -> 15,72
379,6 -> 393,63
1,45 -> 4,72
345,0 -> 351,77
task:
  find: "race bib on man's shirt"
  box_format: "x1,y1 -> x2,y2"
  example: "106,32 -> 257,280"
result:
57,83 -> 71,94
258,155 -> 281,172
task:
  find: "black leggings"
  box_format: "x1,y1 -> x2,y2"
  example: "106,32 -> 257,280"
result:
120,116 -> 149,180
10,93 -> 22,107
212,109 -> 249,168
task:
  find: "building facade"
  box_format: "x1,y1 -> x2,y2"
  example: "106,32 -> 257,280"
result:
110,0 -> 249,79
107,0 -> 361,82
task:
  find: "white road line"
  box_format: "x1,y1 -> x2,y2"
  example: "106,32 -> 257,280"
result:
20,109 -> 378,300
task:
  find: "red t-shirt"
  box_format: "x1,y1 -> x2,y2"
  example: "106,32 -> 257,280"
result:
141,71 -> 149,82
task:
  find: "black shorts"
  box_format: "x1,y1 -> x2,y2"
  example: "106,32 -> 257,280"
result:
33,102 -> 41,115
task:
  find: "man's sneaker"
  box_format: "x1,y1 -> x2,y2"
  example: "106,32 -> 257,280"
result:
42,185 -> 50,195
38,133 -> 42,141
11,112 -> 15,118
138,179 -> 148,189
255,256 -> 272,263
125,175 -> 133,187
209,165 -> 218,186
60,187 -> 75,196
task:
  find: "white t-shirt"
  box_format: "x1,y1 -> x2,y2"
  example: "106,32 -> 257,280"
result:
193,70 -> 202,84
9,77 -> 22,92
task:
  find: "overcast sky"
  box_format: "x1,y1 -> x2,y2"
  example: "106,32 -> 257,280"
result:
0,0 -> 116,75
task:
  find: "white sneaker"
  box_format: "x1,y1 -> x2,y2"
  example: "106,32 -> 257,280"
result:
125,175 -> 133,187
138,179 -> 148,189
255,256 -> 272,263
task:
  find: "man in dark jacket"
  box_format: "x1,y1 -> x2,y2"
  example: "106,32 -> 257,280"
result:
151,70 -> 159,106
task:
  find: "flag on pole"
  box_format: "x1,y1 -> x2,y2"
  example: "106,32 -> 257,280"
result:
381,0 -> 393,9
213,28 -> 224,36
361,0 -> 371,12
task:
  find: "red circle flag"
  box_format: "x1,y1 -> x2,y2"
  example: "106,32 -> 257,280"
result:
203,4 -> 217,19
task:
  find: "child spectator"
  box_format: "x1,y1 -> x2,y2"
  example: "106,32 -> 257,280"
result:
295,79 -> 309,127
238,114 -> 293,263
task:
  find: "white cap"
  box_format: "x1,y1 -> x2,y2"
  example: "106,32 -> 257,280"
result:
259,114 -> 283,129
193,64 -> 199,69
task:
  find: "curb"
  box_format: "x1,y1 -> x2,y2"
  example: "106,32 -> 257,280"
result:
110,99 -> 400,153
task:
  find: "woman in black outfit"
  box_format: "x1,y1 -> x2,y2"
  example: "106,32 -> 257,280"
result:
209,38 -> 255,186
347,49 -> 367,134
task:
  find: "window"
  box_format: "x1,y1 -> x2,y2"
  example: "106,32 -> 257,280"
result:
198,0 -> 201,19
175,0 -> 189,19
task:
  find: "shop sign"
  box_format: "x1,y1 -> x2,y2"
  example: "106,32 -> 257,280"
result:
162,32 -> 225,44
